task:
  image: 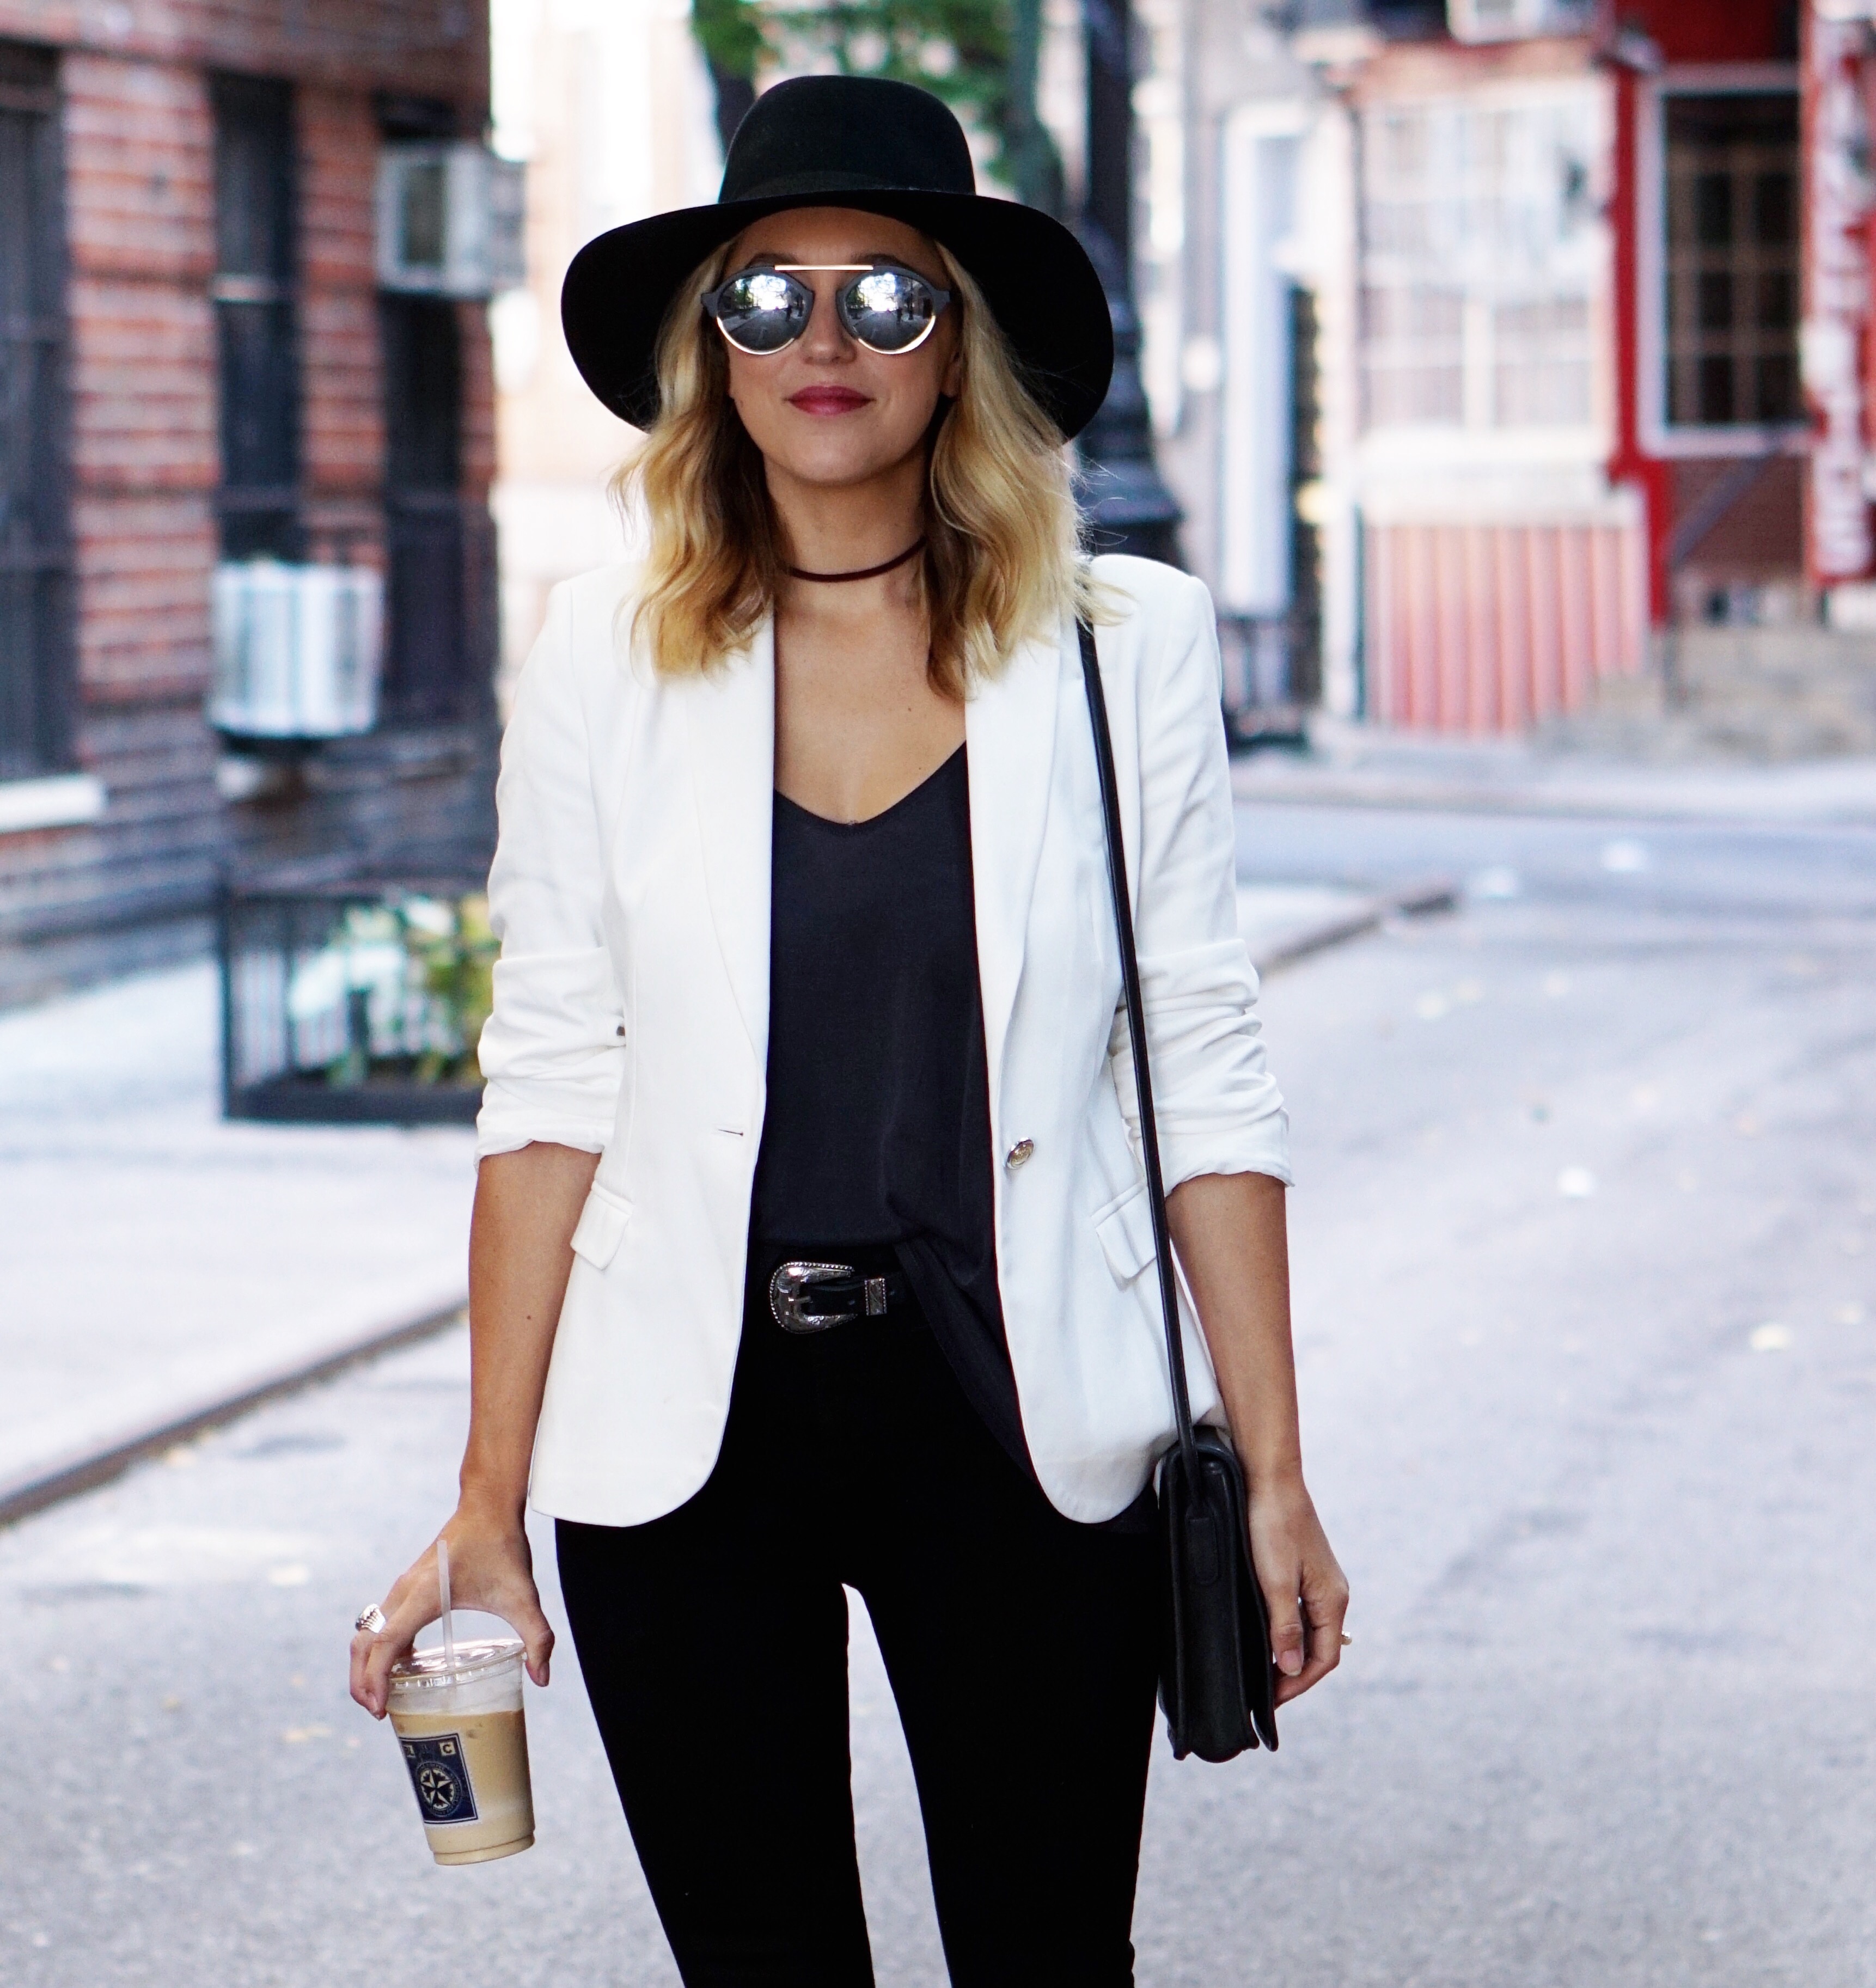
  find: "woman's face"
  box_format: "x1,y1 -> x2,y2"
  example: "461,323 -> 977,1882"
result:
718,207 -> 962,498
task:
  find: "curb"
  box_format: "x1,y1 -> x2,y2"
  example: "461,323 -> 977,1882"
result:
0,1295 -> 467,1531
1251,876 -> 1458,974
0,879 -> 1457,1535
1231,762 -> 1876,827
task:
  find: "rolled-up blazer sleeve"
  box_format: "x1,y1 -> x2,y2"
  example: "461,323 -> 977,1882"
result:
1106,569 -> 1292,1190
475,584 -> 624,1160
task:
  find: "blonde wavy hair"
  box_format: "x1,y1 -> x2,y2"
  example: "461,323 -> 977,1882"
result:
615,233 -> 1095,698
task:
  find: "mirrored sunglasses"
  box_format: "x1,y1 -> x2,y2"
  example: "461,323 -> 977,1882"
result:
703,262 -> 952,357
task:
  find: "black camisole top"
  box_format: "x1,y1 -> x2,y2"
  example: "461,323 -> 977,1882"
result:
748,745 -> 1028,1466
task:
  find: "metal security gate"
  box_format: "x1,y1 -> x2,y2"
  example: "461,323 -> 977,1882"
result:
1365,512 -> 1647,733
0,42 -> 73,780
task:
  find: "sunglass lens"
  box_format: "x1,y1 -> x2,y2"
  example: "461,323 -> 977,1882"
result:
712,271 -> 811,353
841,269 -> 937,352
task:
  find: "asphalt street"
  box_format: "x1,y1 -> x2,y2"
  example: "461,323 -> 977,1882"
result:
2,798 -> 1872,1987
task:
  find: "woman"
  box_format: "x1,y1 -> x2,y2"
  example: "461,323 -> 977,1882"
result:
351,75 -> 1347,1985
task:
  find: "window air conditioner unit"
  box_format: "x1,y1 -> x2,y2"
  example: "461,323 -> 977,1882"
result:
210,561 -> 384,742
1447,0 -> 1594,40
376,143 -> 526,299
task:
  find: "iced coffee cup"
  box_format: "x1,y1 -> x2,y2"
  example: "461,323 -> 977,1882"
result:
387,1637 -> 535,1865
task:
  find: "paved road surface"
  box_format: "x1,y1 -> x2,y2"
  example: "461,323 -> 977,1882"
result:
2,803 -> 1872,1986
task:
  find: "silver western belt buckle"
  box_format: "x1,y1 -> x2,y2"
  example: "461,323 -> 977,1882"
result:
768,1261 -> 890,1334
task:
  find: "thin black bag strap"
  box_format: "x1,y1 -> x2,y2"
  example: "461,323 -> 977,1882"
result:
1077,615 -> 1198,1475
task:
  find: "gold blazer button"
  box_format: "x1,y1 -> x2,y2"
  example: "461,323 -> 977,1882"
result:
1005,1139 -> 1035,1169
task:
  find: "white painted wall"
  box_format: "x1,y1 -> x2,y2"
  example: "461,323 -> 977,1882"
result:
488,0 -> 722,701
1218,106 -> 1303,617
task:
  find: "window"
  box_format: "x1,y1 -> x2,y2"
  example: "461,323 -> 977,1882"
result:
378,293 -> 467,724
1359,85 -> 1602,436
212,75 -> 300,559
0,41 -> 74,780
371,93 -> 493,731
1660,90 -> 1799,430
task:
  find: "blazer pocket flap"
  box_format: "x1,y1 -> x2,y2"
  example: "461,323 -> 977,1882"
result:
570,1183 -> 631,1270
1093,1180 -> 1156,1285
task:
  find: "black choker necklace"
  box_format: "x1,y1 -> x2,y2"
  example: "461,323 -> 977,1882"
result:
786,537 -> 926,583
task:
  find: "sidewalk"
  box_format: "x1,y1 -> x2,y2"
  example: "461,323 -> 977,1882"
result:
0,880 -> 1429,1524
1232,715 -> 1876,825
0,965 -> 476,1521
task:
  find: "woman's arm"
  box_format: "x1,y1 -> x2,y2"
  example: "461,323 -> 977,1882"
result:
1167,1169 -> 1348,1705
1094,566 -> 1345,1698
349,1141 -> 598,1716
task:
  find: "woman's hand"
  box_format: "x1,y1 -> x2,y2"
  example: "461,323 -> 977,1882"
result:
348,1503 -> 555,1718
348,1143 -> 592,1717
1248,1472 -> 1348,1705
1166,1171 -> 1350,1706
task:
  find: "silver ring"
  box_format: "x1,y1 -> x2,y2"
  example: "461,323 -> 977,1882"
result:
355,1604 -> 388,1636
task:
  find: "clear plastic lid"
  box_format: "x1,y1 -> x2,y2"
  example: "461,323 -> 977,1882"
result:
389,1636 -> 524,1693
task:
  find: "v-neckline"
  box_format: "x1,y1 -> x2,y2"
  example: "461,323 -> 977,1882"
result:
774,743 -> 965,830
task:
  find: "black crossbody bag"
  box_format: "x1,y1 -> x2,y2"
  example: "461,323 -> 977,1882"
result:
1077,616 -> 1280,1764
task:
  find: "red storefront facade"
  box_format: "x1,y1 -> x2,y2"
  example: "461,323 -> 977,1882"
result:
1321,1 -> 1874,741
1605,0 -> 1804,631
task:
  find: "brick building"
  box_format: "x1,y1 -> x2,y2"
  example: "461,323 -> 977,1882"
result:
0,3 -> 497,1005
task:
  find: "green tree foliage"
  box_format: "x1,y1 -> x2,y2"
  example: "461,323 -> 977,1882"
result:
693,0 -> 770,82
772,0 -> 1009,150
691,0 -> 1061,207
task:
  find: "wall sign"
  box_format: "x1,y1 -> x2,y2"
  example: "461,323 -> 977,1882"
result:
1804,5 -> 1874,580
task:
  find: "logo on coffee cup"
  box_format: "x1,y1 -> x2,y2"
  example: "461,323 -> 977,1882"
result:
401,1733 -> 479,1825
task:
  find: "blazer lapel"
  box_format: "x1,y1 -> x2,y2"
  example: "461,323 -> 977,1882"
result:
683,615 -> 775,1068
966,625 -> 1064,1101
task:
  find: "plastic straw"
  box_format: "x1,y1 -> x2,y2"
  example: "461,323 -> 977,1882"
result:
436,1537 -> 457,1678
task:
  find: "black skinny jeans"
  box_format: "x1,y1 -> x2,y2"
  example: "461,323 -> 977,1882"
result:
557,1257 -> 1160,1987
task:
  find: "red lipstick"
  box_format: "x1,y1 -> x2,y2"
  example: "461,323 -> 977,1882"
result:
787,384 -> 871,415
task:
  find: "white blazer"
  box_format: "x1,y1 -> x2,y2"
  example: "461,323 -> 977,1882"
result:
476,553 -> 1291,1526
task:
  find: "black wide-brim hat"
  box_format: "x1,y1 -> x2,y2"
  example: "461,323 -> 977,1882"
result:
560,75 -> 1114,442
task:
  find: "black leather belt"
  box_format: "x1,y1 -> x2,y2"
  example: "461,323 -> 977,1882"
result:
768,1259 -> 913,1334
